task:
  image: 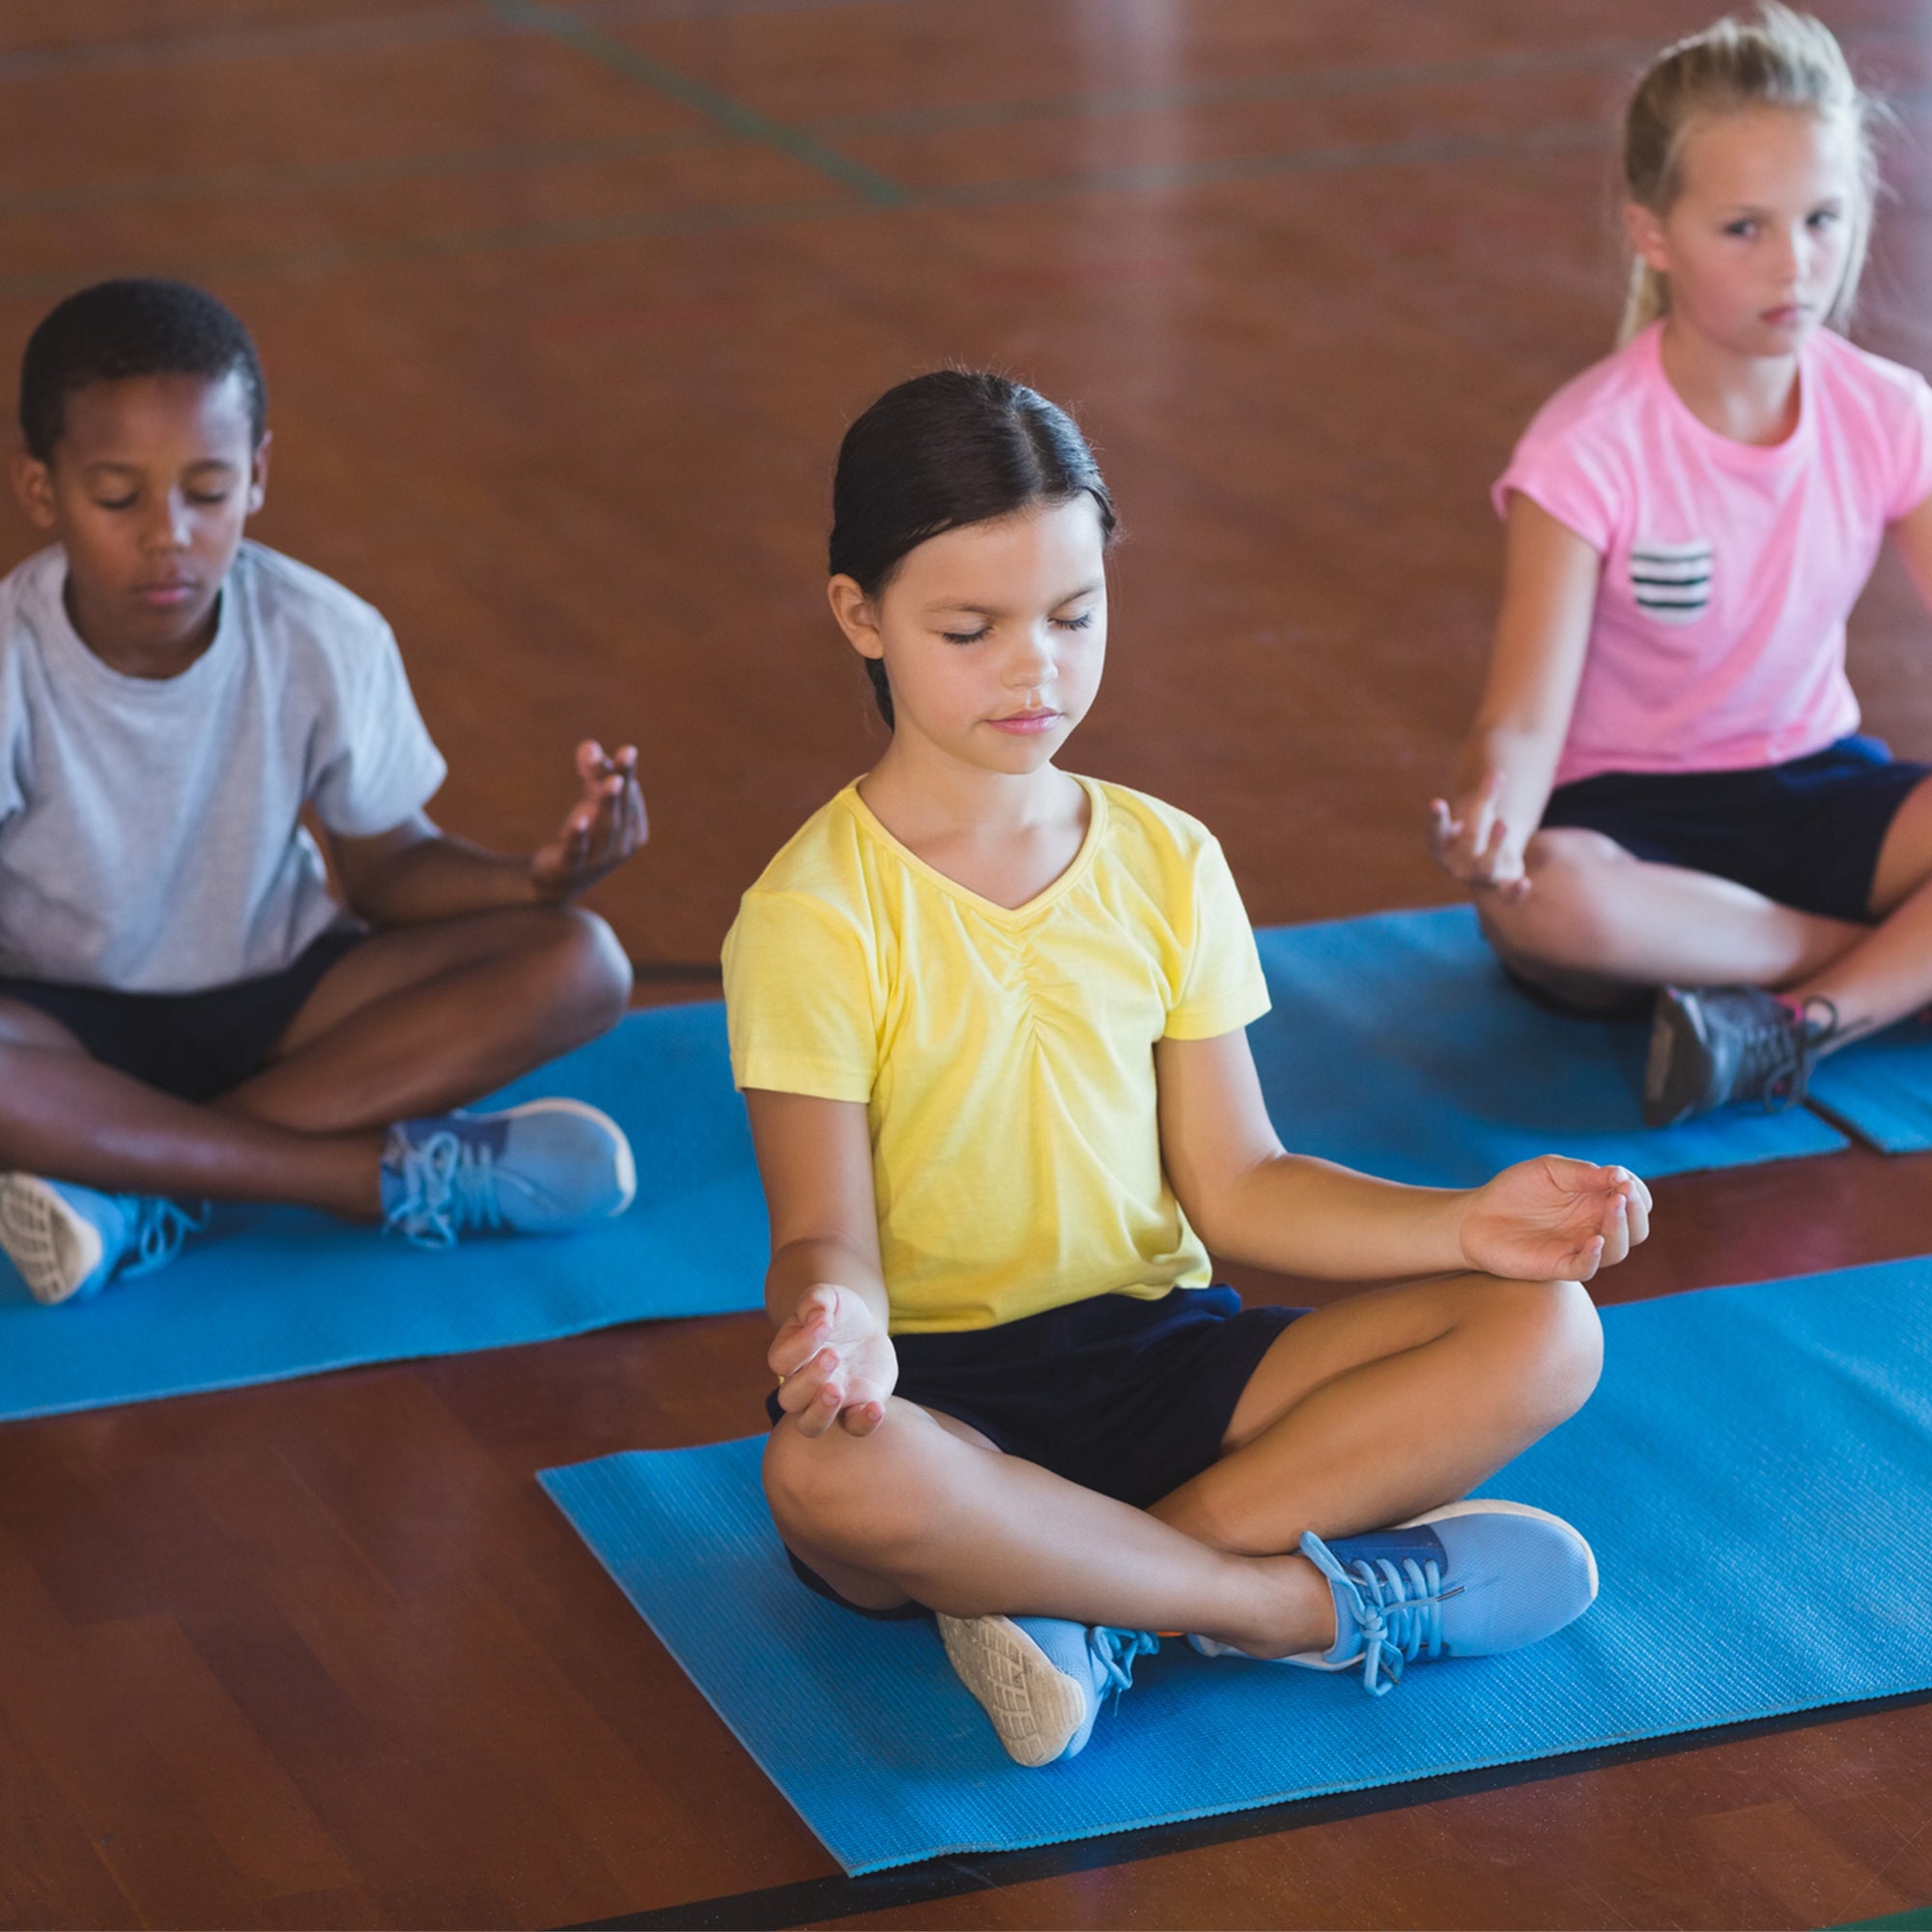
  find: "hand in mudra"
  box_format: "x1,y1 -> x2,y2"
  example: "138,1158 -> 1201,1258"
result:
1460,1155 -> 1652,1282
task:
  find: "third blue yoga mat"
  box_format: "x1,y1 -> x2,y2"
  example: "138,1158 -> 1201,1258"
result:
1248,904 -> 1845,1184
1807,1019 -> 1932,1151
0,1002 -> 768,1422
543,1254 -> 1932,1874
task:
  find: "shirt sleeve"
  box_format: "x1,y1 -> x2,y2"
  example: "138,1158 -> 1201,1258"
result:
307,617 -> 448,837
1887,368 -> 1932,522
1163,836 -> 1271,1040
1491,425 -> 1620,554
723,888 -> 880,1101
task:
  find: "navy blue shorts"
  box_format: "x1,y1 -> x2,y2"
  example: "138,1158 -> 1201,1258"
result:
1540,734 -> 1929,925
0,926 -> 367,1103
766,1284 -> 1305,1619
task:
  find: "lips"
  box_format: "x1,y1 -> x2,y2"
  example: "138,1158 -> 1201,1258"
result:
132,581 -> 197,606
987,709 -> 1062,734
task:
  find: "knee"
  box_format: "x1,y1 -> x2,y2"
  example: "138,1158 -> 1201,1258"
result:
528,907 -> 632,1043
1486,832 -> 1627,968
1486,1276 -> 1605,1431
762,1420 -> 920,1563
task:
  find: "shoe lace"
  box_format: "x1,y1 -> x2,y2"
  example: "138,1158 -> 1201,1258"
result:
1736,995 -> 1836,1111
1089,1627 -> 1161,1705
1300,1532 -> 1463,1698
384,1130 -> 503,1248
122,1197 -> 212,1280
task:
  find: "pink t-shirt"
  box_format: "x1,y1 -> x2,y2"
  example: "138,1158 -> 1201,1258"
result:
1494,321 -> 1932,788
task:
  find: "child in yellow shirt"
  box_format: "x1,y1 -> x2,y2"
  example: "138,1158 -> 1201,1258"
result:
723,372 -> 1645,1768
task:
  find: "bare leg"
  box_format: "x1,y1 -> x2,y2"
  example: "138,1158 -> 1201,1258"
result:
765,1402 -> 1336,1656
1490,786 -> 1932,1046
0,906 -> 631,1212
1484,829 -> 1861,994
1790,777 -> 1932,1041
761,1273 -> 1600,1653
223,905 -> 631,1132
0,1000 -> 381,1216
1151,1273 -> 1603,1553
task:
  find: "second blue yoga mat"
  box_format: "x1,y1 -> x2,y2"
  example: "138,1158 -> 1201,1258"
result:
0,1002 -> 768,1423
543,1253 -> 1932,1875
1249,904 -> 1846,1183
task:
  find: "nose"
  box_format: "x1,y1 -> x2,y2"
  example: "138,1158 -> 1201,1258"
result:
140,489 -> 192,554
1772,223 -> 1804,288
1006,621 -> 1059,690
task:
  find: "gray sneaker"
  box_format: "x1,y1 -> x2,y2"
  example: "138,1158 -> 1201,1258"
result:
1643,985 -> 1835,1128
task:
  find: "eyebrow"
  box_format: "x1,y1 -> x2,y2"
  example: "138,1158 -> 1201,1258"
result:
80,457 -> 239,475
923,580 -> 1105,616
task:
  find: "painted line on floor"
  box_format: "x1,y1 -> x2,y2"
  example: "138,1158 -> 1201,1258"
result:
487,0 -> 902,205
0,121 -> 1613,301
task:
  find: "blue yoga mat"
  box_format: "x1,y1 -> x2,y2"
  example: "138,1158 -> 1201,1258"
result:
0,1003 -> 768,1423
1806,1019 -> 1932,1152
542,1254 -> 1932,1875
1248,905 -> 1846,1184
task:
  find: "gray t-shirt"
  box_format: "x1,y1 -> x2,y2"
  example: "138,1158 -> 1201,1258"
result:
0,540 -> 447,992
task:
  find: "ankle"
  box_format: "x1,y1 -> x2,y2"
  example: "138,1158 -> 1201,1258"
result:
1212,1552 -> 1337,1660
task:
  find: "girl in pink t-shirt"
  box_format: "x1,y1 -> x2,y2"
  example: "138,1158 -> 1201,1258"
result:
1430,6 -> 1932,1126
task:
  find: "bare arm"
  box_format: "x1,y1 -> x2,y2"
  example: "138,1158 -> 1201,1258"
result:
744,1088 -> 895,1436
1155,1028 -> 1649,1283
1429,494 -> 1602,900
327,741 -> 646,926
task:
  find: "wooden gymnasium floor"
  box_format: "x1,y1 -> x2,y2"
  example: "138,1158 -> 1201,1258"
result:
11,2 -> 1932,1926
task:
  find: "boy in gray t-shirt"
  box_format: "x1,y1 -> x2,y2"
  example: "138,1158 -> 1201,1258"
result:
0,279 -> 648,1306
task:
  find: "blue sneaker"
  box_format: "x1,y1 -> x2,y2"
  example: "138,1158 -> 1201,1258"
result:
1191,1500 -> 1598,1696
381,1099 -> 636,1249
0,1174 -> 209,1307
936,1613 -> 1159,1766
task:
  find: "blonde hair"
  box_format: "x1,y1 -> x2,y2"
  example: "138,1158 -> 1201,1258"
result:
1619,4 -> 1880,342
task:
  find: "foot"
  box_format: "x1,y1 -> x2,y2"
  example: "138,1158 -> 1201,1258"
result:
1643,984 -> 1835,1128
0,1175 -> 210,1307
936,1613 -> 1158,1767
381,1099 -> 636,1248
1191,1499 -> 1598,1696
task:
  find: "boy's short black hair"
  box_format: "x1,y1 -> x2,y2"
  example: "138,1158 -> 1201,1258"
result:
18,277 -> 268,462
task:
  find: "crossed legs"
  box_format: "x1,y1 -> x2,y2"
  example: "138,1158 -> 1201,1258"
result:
1484,772 -> 1932,1044
0,905 -> 632,1218
762,1273 -> 1603,1655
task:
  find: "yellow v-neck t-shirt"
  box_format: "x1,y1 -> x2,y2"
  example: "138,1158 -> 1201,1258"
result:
722,776 -> 1270,1333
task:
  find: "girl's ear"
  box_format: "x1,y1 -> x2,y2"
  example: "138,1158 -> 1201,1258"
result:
1623,198 -> 1670,275
828,574 -> 884,660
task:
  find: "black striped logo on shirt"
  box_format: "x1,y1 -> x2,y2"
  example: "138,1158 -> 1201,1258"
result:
1630,538 -> 1713,626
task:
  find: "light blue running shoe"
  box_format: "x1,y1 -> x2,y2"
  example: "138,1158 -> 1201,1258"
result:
1191,1500 -> 1598,1696
937,1612 -> 1159,1766
0,1174 -> 210,1307
381,1099 -> 636,1249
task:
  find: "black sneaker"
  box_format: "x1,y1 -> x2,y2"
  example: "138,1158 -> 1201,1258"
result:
1642,985 -> 1836,1128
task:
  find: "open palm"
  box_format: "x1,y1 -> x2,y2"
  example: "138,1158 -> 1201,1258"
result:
769,1283 -> 898,1437
1459,1155 -> 1651,1282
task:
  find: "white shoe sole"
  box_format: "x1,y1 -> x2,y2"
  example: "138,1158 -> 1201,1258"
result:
0,1175 -> 102,1306
936,1613 -> 1087,1769
487,1097 -> 638,1215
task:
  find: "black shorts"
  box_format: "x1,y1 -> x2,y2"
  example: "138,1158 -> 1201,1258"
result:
1540,734 -> 1929,925
765,1284 -> 1305,1619
0,925 -> 367,1102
